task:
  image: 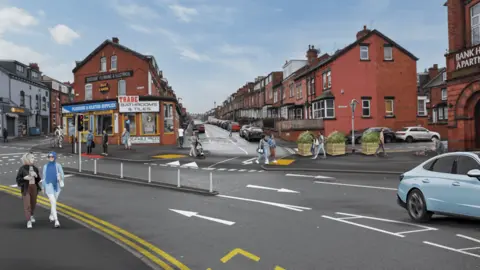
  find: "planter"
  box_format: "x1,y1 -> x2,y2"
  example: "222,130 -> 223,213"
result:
326,143 -> 346,156
362,142 -> 378,155
297,143 -> 313,156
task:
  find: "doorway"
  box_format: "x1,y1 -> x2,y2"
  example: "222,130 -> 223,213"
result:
475,101 -> 480,148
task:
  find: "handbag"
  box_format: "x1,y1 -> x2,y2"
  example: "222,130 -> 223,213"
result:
56,164 -> 64,188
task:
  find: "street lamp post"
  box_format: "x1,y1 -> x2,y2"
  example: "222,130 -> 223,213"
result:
350,99 -> 359,154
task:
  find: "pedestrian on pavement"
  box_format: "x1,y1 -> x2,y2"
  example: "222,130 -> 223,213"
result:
86,130 -> 94,155
102,129 -> 108,156
189,131 -> 199,157
309,132 -> 316,155
3,127 -> 8,143
375,128 -> 387,157
433,137 -> 446,155
268,134 -> 277,163
312,132 -> 326,159
42,151 -> 64,228
228,122 -> 233,137
16,152 -> 41,229
178,126 -> 184,148
256,135 -> 270,164
121,128 -> 131,150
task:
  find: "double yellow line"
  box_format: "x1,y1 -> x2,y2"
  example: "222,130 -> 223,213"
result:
0,185 -> 190,270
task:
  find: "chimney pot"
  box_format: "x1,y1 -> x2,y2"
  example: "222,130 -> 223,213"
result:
112,37 -> 119,44
363,25 -> 367,30
433,64 -> 438,69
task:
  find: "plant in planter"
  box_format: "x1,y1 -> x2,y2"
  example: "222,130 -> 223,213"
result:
361,131 -> 380,155
326,131 -> 346,156
296,131 -> 316,156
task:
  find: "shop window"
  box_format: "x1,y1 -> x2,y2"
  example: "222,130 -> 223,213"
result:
67,118 -> 75,136
385,99 -> 394,117
164,104 -> 174,133
124,113 -> 136,135
20,91 -> 25,107
118,80 -> 126,96
96,114 -> 113,135
362,99 -> 371,117
142,113 -> 158,135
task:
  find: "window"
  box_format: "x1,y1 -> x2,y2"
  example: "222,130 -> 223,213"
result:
164,104 -> 174,133
362,99 -> 371,117
42,97 -> 47,111
438,105 -> 448,120
124,114 -> 136,135
471,3 -> 480,46
442,72 -> 447,81
322,73 -> 327,89
289,83 -> 294,97
100,57 -> 107,72
111,55 -> 117,70
417,98 -> 427,116
432,108 -> 438,123
431,156 -> 456,174
441,88 -> 447,100
312,99 -> 335,119
309,78 -> 314,95
456,156 -> 480,175
294,108 -> 303,119
142,113 -> 158,134
52,102 -> 56,109
385,99 -> 394,116
96,114 -> 113,135
20,91 -> 25,107
269,89 -> 273,99
85,84 -> 93,100
118,80 -> 126,96
360,46 -> 369,60
384,45 -> 393,60
296,83 -> 302,99
326,71 -> 331,88
307,80 -> 311,95
16,65 -> 24,72
32,71 -> 38,79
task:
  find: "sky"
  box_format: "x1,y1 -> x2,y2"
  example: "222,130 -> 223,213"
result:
0,0 -> 447,113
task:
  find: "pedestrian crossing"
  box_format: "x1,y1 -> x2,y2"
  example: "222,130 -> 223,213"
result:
144,160 -> 265,173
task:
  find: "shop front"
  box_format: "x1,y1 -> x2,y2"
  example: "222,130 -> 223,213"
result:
0,105 -> 31,137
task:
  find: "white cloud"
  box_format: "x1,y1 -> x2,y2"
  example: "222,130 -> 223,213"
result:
178,47 -> 209,62
0,7 -> 38,35
48,24 -> 80,45
169,4 -> 198,22
0,39 -> 47,63
113,1 -> 159,20
38,10 -> 45,17
128,24 -> 153,34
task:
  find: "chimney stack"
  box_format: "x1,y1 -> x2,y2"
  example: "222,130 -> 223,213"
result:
306,45 -> 319,64
112,37 -> 119,44
356,25 -> 370,40
428,64 -> 439,80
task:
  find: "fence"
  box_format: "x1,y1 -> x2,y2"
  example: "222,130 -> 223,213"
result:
276,119 -> 324,131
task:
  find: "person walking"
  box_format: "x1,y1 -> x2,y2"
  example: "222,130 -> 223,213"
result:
86,130 -> 94,154
3,127 -> 8,143
178,126 -> 184,148
16,152 -> 41,229
312,132 -> 326,159
268,134 -> 277,163
255,135 -> 270,164
189,131 -> 199,157
42,152 -> 64,228
121,128 -> 131,150
102,129 -> 109,156
228,122 -> 233,137
375,128 -> 387,157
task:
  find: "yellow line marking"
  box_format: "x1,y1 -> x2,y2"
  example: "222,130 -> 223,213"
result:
152,154 -> 187,159
0,185 -> 190,270
220,248 -> 260,263
270,159 -> 295,166
274,266 -> 286,270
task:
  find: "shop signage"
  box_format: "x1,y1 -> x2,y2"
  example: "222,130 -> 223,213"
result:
85,70 -> 134,83
62,101 -> 117,113
99,83 -> 109,92
130,136 -> 160,144
11,107 -> 25,113
118,96 -> 160,112
455,45 -> 480,70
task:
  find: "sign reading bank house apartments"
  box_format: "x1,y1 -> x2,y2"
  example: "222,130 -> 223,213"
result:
455,45 -> 480,69
118,95 -> 160,113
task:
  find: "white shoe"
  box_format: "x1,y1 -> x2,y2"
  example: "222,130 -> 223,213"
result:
30,216 -> 36,223
54,220 -> 60,228
49,214 -> 55,222
265,160 -> 269,164
273,160 -> 277,163
255,160 -> 259,164
27,220 -> 32,229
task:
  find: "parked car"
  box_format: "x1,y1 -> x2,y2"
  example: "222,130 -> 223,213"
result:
230,122 -> 240,132
347,127 -> 395,144
346,128 -> 368,144
193,120 -> 205,133
397,152 -> 480,223
239,125 -> 251,138
395,126 -> 440,143
221,121 -> 230,130
245,127 -> 264,141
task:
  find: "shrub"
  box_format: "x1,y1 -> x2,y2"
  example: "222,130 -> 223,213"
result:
326,131 -> 346,144
296,131 -> 315,144
361,131 -> 380,143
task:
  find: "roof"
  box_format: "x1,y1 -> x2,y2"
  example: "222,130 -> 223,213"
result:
0,63 -> 48,89
72,39 -> 149,73
422,68 -> 447,89
294,29 -> 419,80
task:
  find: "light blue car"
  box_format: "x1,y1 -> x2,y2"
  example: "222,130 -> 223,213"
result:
397,152 -> 480,222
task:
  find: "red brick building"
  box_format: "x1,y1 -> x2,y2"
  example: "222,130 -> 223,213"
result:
66,37 -> 181,146
41,75 -> 72,132
444,0 -> 480,150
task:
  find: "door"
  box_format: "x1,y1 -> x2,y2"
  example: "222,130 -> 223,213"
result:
42,117 -> 48,135
422,155 -> 457,213
452,155 -> 480,218
476,101 -> 480,148
6,117 -> 14,137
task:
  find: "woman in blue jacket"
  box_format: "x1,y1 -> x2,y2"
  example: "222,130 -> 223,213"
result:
42,152 -> 64,228
86,130 -> 94,154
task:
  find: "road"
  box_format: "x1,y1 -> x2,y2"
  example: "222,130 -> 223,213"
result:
0,137 -> 478,269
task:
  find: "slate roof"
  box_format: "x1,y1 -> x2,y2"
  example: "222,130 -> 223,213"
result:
422,68 -> 447,89
0,62 -> 48,89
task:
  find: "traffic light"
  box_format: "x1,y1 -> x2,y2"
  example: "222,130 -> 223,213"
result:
78,115 -> 84,131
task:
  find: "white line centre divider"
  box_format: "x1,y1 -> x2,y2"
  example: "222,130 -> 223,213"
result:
217,194 -> 311,212
314,181 -> 397,191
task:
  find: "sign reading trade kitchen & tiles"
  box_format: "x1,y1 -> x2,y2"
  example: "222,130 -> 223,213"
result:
455,45 -> 480,70
118,95 -> 160,113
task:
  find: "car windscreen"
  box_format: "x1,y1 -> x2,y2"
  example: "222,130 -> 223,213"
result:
398,127 -> 409,131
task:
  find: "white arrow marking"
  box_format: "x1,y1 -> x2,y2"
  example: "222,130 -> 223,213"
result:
166,160 -> 180,166
217,195 -> 311,212
246,184 -> 299,193
9,184 -> 17,187
180,162 -> 198,168
242,157 -> 256,165
169,209 -> 235,226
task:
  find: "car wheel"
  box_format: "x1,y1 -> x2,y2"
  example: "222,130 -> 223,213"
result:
431,135 -> 439,141
385,136 -> 392,143
406,189 -> 432,223
356,138 -> 362,144
406,136 -> 414,143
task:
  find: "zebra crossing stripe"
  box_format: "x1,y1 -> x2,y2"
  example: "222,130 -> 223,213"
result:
228,169 -> 237,171
217,168 -> 226,171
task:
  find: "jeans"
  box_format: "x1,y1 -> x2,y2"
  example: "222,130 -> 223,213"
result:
257,148 -> 270,163
47,191 -> 60,221
375,143 -> 385,155
313,144 -> 326,158
103,143 -> 108,154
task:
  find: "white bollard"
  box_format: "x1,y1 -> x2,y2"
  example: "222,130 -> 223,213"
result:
94,159 -> 97,175
120,162 -> 123,179
148,166 -> 151,183
177,169 -> 181,187
209,172 -> 213,193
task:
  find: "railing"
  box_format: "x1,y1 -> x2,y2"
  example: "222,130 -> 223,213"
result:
276,119 -> 324,130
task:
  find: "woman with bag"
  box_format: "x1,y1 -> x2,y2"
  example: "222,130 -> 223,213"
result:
255,135 -> 270,164
42,151 -> 64,228
16,152 -> 41,229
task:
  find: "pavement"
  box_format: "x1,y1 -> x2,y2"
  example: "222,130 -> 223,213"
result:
0,190 -> 152,270
0,136 -> 479,269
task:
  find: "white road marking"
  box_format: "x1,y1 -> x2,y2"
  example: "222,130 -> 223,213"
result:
242,157 -> 257,165
423,241 -> 480,259
64,174 -> 73,178
248,169 -> 256,172
238,169 -> 247,172
8,159 -> 15,161
228,138 -> 248,155
286,173 -> 334,179
166,160 -> 181,166
322,215 -> 405,237
169,209 -> 235,226
217,194 -> 311,212
9,184 -> 17,187
217,168 -> 226,171
246,184 -> 299,193
228,169 -> 237,171
0,153 -> 24,156
457,234 -> 480,244
314,181 -> 397,191
180,162 -> 199,169
207,157 -> 238,168
202,167 -> 215,170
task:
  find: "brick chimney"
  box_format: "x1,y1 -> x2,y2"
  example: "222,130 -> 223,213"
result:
356,25 -> 370,40
29,63 -> 40,71
306,45 -> 319,64
446,0 -> 465,52
428,64 -> 439,80
112,37 -> 119,44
